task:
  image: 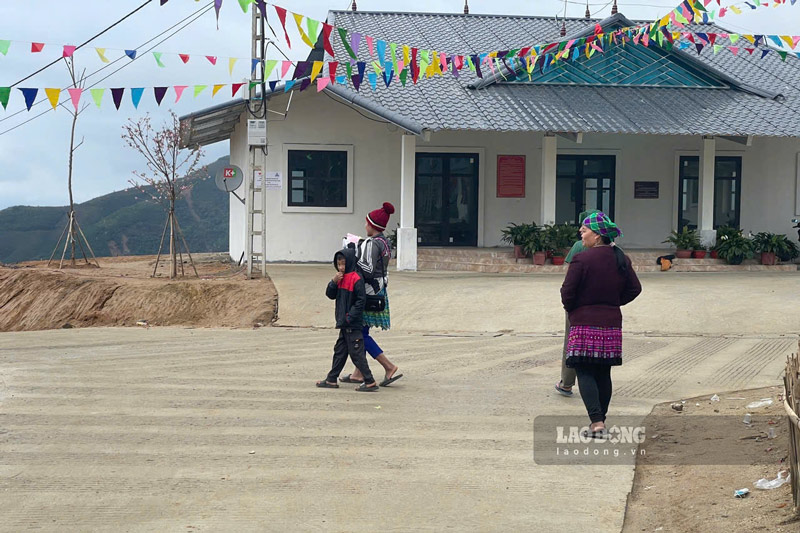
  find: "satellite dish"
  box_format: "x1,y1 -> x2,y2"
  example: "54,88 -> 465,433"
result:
214,164 -> 244,193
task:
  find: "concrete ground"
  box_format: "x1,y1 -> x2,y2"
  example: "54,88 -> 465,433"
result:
1,267 -> 799,532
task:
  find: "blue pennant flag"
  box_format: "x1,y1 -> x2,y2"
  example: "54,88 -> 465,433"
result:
125,49 -> 137,60
368,72 -> 377,90
131,87 -> 144,109
19,88 -> 38,111
284,80 -> 296,92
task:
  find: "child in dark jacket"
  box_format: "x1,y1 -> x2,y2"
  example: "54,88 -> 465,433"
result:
316,248 -> 379,392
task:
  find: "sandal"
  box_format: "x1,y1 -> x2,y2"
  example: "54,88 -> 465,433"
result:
379,372 -> 403,387
339,374 -> 363,384
355,383 -> 379,392
581,428 -> 607,439
316,380 -> 339,389
555,381 -> 573,397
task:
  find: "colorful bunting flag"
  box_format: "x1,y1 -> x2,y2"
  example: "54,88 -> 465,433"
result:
111,88 -> 125,110
238,0 -> 253,12
206,55 -> 218,65
95,48 -> 110,63
229,58 -> 238,76
67,88 -> 82,112
0,87 -> 10,110
125,50 -> 137,60
31,42 -> 44,53
19,88 -> 38,110
281,60 -> 292,78
63,45 -> 76,58
274,6 -> 292,48
310,61 -> 324,83
251,58 -> 260,75
153,52 -> 166,68
322,23 -> 335,57
90,88 -> 105,108
194,85 -> 207,97
179,54 -> 190,64
174,85 -> 188,103
0,40 -> 10,56
131,87 -> 144,109
293,13 -> 315,48
45,88 -> 61,110
317,77 -> 330,92
154,86 -> 168,106
232,82 -> 244,97
212,84 -> 226,97
264,59 -> 278,79
339,28 -> 357,59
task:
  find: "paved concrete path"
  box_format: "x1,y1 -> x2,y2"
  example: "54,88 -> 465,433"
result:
269,265 -> 800,335
0,326 -> 795,532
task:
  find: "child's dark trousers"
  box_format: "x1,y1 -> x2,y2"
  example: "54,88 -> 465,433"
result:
326,328 -> 375,384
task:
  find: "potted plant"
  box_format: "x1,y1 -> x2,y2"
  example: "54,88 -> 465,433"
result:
663,226 -> 701,259
545,224 -> 577,265
751,231 -> 790,265
692,245 -> 707,259
711,226 -> 739,259
501,223 -> 534,259
715,230 -> 754,265
522,226 -> 546,265
777,236 -> 799,263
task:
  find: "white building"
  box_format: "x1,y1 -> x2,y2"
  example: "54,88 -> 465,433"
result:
180,10 -> 800,270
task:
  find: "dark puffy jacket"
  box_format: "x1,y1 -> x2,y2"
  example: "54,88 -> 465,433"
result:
326,248 -> 366,329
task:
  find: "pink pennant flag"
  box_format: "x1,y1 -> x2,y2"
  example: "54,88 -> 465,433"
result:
281,60 -> 292,78
719,7 -> 727,17
730,47 -> 739,55
31,42 -> 45,53
439,52 -> 448,73
206,55 -> 217,65
366,35 -> 375,57
179,54 -> 190,64
174,85 -> 188,102
793,36 -> 800,49
67,88 -> 82,112
63,45 -> 77,58
317,77 -> 331,92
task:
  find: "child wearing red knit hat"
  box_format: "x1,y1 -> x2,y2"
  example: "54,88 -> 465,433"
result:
339,202 -> 403,387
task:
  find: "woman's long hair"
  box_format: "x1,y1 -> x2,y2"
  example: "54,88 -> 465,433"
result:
601,235 -> 627,274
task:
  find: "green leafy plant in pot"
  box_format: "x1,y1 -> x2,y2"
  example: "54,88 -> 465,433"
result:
692,244 -> 707,259
715,229 -> 754,265
663,226 -> 701,259
501,222 -> 535,259
777,236 -> 799,263
712,226 -> 739,259
545,224 -> 578,266
751,231 -> 791,265
522,226 -> 546,265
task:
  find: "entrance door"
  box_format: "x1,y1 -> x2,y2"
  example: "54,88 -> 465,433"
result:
415,153 -> 479,246
555,155 -> 616,225
678,156 -> 742,229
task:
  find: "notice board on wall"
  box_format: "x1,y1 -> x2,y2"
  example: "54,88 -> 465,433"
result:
497,155 -> 526,198
634,181 -> 660,199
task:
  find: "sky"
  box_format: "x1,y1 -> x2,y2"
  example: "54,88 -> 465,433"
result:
0,0 -> 797,210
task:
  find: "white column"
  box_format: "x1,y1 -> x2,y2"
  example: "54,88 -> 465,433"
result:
698,135 -> 716,246
540,133 -> 557,225
397,133 -> 417,271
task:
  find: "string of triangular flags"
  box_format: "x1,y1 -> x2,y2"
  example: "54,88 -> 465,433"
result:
0,40 -> 263,76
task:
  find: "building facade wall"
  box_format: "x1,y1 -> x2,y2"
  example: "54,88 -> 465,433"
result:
226,90 -> 800,262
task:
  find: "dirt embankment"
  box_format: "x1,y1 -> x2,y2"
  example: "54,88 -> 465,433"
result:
0,255 -> 277,332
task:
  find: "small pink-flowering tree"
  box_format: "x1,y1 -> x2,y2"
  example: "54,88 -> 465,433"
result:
122,111 -> 205,279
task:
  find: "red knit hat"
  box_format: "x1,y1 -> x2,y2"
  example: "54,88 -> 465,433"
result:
366,202 -> 395,232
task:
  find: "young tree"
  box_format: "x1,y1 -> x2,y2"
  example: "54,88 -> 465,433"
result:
47,56 -> 99,268
122,112 -> 205,279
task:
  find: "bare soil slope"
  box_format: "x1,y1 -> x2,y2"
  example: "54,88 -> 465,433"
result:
0,255 -> 277,332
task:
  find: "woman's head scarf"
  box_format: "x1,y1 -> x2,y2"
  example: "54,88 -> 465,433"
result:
582,212 -> 623,241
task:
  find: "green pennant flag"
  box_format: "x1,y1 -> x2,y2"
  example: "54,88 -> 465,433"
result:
390,42 -> 399,74
338,28 -> 356,59
238,0 -> 253,13
420,50 -> 430,72
399,68 -> 408,86
466,56 -> 475,71
264,59 -> 278,78
778,51 -> 787,61
693,0 -> 707,12
90,88 -> 105,108
194,85 -> 207,97
249,81 -> 259,91
675,11 -> 689,24
306,18 -> 320,43
153,52 -> 165,68
0,40 -> 10,56
345,61 -> 353,79
0,87 -> 10,110
729,34 -> 740,44
371,61 -> 382,75
713,44 -> 722,54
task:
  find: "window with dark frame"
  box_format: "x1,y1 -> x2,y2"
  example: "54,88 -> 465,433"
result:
287,149 -> 348,208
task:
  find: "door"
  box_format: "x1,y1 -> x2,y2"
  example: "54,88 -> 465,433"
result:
415,153 -> 479,246
556,155 -> 616,225
678,156 -> 742,229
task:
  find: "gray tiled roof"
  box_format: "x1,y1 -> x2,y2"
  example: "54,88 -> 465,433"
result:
322,10 -> 800,137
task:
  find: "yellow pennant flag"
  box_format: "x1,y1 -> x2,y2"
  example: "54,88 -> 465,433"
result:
489,51 -> 498,58
659,15 -> 670,27
229,57 -> 238,76
95,48 -> 110,63
45,88 -> 61,110
292,13 -> 315,48
310,61 -> 324,83
730,5 -> 742,14
212,84 -> 226,97
403,45 -> 410,65
781,36 -> 794,48
743,34 -> 755,44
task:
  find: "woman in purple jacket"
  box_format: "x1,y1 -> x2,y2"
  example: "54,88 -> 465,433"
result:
560,212 -> 642,438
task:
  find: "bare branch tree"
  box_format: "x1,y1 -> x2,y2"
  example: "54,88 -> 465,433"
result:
47,56 -> 99,269
122,112 -> 205,279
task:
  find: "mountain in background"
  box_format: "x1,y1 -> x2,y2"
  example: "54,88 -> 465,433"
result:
0,156 -> 231,264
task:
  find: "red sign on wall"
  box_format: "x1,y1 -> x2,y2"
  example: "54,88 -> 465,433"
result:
497,155 -> 526,198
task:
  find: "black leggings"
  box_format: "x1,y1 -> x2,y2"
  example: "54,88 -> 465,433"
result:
575,365 -> 613,424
